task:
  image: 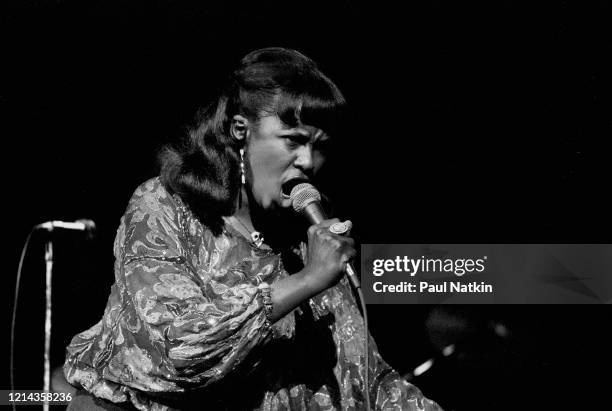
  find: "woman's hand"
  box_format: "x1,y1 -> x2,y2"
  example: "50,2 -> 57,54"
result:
268,218 -> 356,322
302,218 -> 356,295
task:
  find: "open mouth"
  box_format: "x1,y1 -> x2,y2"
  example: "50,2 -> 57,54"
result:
281,177 -> 311,199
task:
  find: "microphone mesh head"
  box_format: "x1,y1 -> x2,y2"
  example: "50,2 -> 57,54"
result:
290,183 -> 321,213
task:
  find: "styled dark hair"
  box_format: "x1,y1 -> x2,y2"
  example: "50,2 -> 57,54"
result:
159,47 -> 346,233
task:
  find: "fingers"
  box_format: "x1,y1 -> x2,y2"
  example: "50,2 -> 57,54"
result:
307,218 -> 339,237
304,218 -> 357,289
323,225 -> 356,261
327,220 -> 352,239
308,218 -> 355,254
309,219 -> 352,235
342,220 -> 353,236
317,218 -> 340,228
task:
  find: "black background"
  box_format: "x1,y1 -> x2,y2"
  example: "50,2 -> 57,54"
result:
3,1 -> 611,410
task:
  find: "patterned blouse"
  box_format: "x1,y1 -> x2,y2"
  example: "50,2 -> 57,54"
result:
64,178 -> 442,411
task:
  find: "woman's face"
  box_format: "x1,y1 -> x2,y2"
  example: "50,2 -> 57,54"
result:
245,115 -> 330,211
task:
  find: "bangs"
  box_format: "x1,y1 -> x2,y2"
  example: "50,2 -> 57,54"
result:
273,87 -> 347,138
236,48 -> 348,137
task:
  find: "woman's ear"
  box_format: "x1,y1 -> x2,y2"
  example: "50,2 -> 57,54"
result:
230,115 -> 249,141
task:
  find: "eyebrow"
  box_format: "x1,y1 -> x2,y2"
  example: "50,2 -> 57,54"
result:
279,128 -> 311,138
282,127 -> 329,141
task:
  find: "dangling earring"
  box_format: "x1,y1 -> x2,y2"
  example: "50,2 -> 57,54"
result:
239,148 -> 246,185
238,148 -> 245,208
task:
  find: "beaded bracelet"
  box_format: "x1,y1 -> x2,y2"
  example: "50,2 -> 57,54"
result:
258,282 -> 273,327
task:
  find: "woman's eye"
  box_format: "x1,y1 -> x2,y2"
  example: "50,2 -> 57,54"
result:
285,139 -> 299,149
286,135 -> 309,147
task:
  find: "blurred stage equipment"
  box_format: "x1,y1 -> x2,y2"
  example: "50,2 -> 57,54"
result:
11,219 -> 96,411
404,318 -> 512,381
36,219 -> 96,232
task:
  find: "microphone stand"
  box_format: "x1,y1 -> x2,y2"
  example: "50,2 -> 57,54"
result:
11,221 -> 94,411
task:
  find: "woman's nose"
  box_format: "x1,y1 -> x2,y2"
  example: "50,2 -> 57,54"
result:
294,145 -> 314,172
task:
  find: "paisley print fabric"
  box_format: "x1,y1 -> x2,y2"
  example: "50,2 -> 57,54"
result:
64,177 -> 442,411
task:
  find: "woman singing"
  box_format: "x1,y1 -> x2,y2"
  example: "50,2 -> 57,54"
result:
63,47 -> 442,410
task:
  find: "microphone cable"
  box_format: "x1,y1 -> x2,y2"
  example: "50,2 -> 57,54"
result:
10,227 -> 35,411
355,284 -> 372,411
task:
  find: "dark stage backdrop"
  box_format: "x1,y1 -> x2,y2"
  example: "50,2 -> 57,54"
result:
3,1 -> 611,410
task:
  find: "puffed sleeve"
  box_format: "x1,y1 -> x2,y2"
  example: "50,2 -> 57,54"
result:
64,179 -> 280,402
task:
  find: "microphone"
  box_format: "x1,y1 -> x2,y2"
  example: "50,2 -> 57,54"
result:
36,219 -> 96,232
286,181 -> 361,289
